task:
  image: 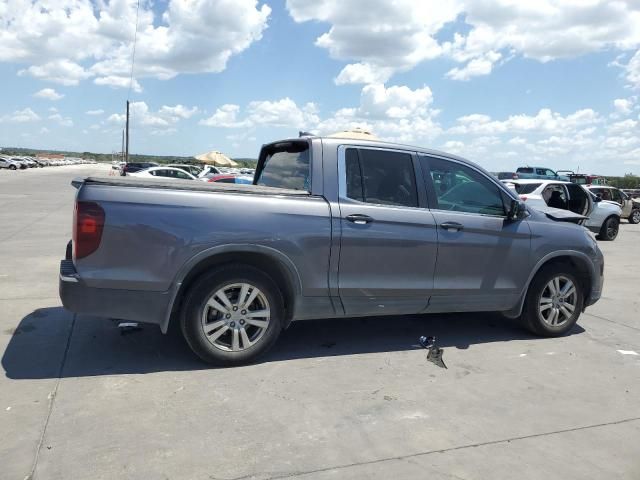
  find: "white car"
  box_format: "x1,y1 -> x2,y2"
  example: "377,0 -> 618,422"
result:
0,156 -> 24,170
504,179 -> 622,241
129,166 -> 197,180
197,165 -> 222,180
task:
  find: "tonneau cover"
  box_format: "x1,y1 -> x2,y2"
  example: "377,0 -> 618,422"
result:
73,176 -> 310,196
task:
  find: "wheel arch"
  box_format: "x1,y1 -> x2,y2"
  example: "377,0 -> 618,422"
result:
502,251 -> 595,319
162,245 -> 302,333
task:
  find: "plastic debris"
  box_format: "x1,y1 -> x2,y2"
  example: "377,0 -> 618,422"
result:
419,335 -> 447,369
617,350 -> 639,356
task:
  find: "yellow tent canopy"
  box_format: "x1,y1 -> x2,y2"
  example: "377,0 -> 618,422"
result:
194,150 -> 239,167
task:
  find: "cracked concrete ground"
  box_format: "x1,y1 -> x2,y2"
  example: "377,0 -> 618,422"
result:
1,165 -> 639,480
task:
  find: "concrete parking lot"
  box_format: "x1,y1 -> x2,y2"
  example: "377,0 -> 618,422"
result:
1,165 -> 639,480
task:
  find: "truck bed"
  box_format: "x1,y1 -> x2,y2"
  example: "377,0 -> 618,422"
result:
75,176 -> 311,197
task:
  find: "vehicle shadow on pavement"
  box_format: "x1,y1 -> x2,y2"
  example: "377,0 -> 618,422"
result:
2,307 -> 585,379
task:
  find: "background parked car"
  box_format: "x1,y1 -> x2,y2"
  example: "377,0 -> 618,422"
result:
0,157 -> 25,170
129,166 -> 197,180
167,164 -> 203,176
197,166 -> 222,179
588,185 -> 640,224
497,171 -> 519,180
120,162 -> 159,176
516,167 -> 570,181
564,173 -> 607,185
505,179 -> 622,240
207,174 -> 253,184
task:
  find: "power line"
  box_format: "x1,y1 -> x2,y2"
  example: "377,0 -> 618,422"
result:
124,0 -> 141,161
127,0 -> 141,100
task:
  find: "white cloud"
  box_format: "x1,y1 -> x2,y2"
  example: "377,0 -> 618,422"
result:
449,108 -> 600,135
33,88 -> 64,101
200,104 -> 243,128
40,127 -> 49,134
607,119 -> 638,136
107,102 -> 198,130
286,1 -> 640,83
200,99 -> 319,129
334,63 -> 394,85
94,76 -> 141,92
0,108 -> 41,123
2,0 -> 271,89
287,0 -> 461,83
19,60 -> 92,86
508,136 -> 528,146
316,84 -> 441,143
48,113 -> 74,127
201,83 -> 440,144
613,98 -> 634,115
624,50 -> 640,89
446,51 -> 501,81
159,105 -> 199,119
86,109 -> 105,116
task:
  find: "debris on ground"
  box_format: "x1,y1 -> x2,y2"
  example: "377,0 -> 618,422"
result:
419,335 -> 447,369
118,322 -> 143,335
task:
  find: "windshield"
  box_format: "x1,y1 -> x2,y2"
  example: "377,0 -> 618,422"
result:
256,142 -> 310,191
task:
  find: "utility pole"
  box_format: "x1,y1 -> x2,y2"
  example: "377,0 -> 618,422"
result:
125,100 -> 130,163
121,130 -> 125,162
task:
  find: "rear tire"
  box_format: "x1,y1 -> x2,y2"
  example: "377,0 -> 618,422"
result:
629,209 -> 640,225
520,264 -> 584,337
597,216 -> 619,241
180,265 -> 284,366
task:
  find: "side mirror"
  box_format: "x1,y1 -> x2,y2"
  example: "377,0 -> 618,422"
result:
508,199 -> 527,220
593,196 -> 602,203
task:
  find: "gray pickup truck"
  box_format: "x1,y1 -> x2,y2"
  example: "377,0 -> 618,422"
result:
60,137 -> 604,365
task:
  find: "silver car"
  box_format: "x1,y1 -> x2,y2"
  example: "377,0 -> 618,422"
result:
0,157 -> 26,170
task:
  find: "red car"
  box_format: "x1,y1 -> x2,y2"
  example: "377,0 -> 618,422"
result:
207,174 -> 237,183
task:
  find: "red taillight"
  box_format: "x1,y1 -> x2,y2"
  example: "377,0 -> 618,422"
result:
73,201 -> 105,259
520,195 -> 527,201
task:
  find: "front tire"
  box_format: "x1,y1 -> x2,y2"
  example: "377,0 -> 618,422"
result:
597,216 -> 619,241
520,265 -> 584,337
180,265 -> 284,366
9,165 -> 16,170
629,209 -> 640,225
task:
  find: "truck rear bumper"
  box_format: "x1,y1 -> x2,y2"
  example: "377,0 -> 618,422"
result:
59,259 -> 170,329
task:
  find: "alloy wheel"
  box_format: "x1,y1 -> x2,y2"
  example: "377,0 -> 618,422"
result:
606,218 -> 619,240
538,275 -> 577,327
200,282 -> 270,352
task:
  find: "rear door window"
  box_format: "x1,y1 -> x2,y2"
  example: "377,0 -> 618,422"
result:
611,189 -> 623,203
345,148 -> 418,207
542,184 -> 568,209
422,157 -> 505,216
256,141 -> 310,191
565,183 -> 590,215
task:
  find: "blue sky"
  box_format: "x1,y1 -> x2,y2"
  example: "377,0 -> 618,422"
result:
1,0 -> 640,174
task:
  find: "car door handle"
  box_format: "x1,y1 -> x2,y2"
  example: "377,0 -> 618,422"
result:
440,221 -> 464,231
346,214 -> 374,225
